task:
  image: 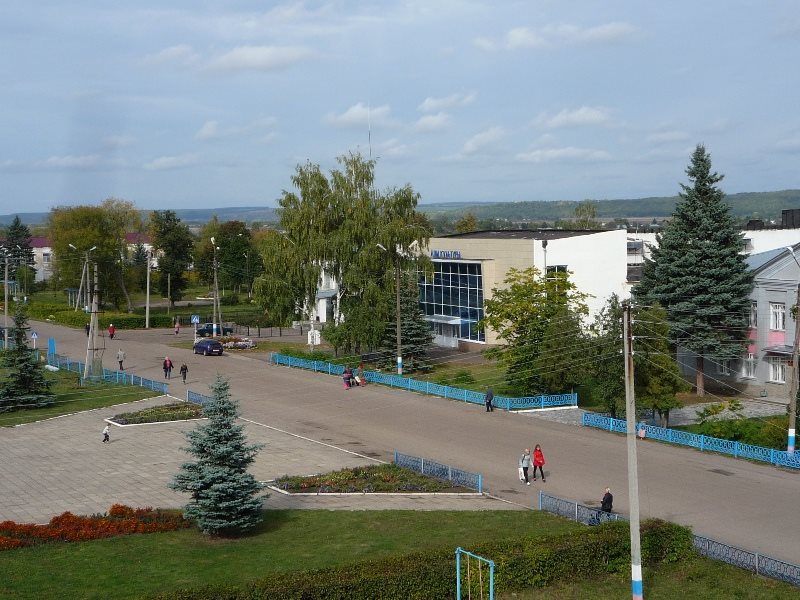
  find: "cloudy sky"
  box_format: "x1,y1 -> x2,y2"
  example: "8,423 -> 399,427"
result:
2,1 -> 799,213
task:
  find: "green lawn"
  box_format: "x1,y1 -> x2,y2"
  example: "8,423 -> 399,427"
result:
0,509 -> 577,600
0,369 -> 158,427
500,557 -> 797,599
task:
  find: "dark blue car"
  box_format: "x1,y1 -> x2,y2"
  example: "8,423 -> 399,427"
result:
193,338 -> 224,356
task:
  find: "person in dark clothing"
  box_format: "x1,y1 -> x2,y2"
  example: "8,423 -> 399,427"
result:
601,488 -> 613,513
484,387 -> 494,412
85,322 -> 90,336
179,363 -> 188,384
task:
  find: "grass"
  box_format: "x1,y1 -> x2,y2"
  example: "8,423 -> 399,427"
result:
111,402 -> 203,425
499,557 -> 798,599
0,509 -> 578,600
274,463 -> 469,493
0,369 -> 158,427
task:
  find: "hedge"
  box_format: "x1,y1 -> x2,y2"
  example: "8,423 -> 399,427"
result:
149,519 -> 693,599
24,302 -> 173,330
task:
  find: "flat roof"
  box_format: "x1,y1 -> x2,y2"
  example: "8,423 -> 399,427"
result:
438,229 -> 601,240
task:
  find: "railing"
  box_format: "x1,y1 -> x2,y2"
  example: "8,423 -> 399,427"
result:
394,450 -> 483,493
581,412 -> 800,470
46,353 -> 168,395
538,491 -> 800,587
270,353 -> 578,411
187,390 -> 213,406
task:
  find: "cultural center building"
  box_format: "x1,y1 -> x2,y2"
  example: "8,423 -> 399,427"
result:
420,229 -> 629,349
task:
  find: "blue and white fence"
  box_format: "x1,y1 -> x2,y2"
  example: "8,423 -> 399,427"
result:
582,412 -> 800,470
187,390 -> 213,407
47,353 -> 168,395
394,450 -> 483,493
270,353 -> 577,410
538,491 -> 800,587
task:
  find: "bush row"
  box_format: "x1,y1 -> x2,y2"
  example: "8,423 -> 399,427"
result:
150,519 -> 694,599
25,302 -> 173,330
0,504 -> 189,550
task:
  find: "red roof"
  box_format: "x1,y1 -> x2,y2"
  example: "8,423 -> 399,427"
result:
126,232 -> 151,244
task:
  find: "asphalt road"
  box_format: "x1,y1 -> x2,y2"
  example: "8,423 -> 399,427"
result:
32,320 -> 800,564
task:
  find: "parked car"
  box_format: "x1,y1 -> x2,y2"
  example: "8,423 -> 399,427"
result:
196,323 -> 233,337
193,338 -> 224,356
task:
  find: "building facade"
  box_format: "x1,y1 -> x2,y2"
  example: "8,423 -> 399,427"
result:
421,229 -> 629,349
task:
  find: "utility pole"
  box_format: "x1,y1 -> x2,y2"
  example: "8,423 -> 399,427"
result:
84,262 -> 100,380
786,246 -> 800,454
167,272 -> 171,316
394,257 -> 403,375
3,251 -> 8,349
211,237 -> 219,336
145,248 -> 151,329
623,301 -> 644,600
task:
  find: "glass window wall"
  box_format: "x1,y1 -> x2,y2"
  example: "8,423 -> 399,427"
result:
419,261 -> 485,342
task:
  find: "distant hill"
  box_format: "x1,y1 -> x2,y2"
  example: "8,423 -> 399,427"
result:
3,190 -> 800,227
418,190 -> 800,222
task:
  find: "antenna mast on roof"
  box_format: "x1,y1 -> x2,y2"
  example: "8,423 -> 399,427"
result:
368,99 -> 372,160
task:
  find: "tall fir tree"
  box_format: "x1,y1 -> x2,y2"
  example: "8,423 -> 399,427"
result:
636,145 -> 753,396
4,215 -> 36,285
0,304 -> 53,411
170,376 -> 265,536
380,271 -> 434,371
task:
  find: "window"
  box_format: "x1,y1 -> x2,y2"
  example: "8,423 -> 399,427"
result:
770,303 -> 786,331
546,265 -> 568,274
42,252 -> 51,264
768,356 -> 786,383
742,353 -> 756,379
749,302 -> 757,328
716,359 -> 731,376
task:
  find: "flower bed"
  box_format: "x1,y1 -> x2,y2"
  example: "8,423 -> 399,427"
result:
220,337 -> 257,350
0,505 -> 189,551
273,463 -> 470,493
111,402 -> 203,425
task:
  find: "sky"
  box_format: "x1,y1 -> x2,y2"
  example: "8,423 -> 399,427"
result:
1,1 -> 799,213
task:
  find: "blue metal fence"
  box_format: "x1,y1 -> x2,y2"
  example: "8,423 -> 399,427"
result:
538,491 -> 800,587
581,412 -> 800,470
270,353 -> 578,410
394,450 -> 483,493
46,353 -> 168,395
187,390 -> 213,406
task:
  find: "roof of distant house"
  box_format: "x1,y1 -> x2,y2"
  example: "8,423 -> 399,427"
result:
126,232 -> 151,244
437,229 -> 602,241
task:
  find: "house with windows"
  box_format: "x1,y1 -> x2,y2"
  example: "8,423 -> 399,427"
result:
420,229 -> 629,349
685,245 -> 800,397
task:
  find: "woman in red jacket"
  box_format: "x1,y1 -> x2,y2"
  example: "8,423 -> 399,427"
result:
532,444 -> 546,482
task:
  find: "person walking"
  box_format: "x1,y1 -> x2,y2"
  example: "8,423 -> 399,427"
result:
532,444 -> 546,482
484,386 -> 494,412
342,366 -> 353,389
179,362 -> 188,384
163,356 -> 173,379
601,488 -> 613,513
108,323 -> 116,340
84,322 -> 90,336
174,319 -> 180,336
102,424 -> 110,443
518,448 -> 532,485
116,348 -> 125,370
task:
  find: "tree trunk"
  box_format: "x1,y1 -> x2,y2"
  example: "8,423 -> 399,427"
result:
695,355 -> 705,397
117,268 -> 133,313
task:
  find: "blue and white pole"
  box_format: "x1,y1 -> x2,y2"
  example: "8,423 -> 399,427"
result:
397,355 -> 403,376
789,428 -> 796,454
631,564 -> 644,599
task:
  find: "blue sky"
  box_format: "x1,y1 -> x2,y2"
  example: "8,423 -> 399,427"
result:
2,1 -> 799,213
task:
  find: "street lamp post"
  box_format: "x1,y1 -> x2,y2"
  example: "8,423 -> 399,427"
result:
145,248 -> 152,329
2,247 -> 8,349
211,237 -> 220,336
785,246 -> 800,454
243,252 -> 251,298
377,241 -> 416,376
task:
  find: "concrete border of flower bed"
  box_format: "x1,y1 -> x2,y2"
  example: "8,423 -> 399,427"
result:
266,485 -> 483,496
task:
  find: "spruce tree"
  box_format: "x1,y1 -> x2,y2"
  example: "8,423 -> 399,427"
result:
5,215 -> 36,285
170,376 -> 265,536
381,272 -> 433,371
0,304 -> 53,411
636,145 -> 753,396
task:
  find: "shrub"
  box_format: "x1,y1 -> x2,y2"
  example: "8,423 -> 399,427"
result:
112,402 -> 203,425
274,464 -> 464,493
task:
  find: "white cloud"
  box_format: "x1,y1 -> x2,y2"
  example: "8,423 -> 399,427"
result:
102,135 -> 135,149
646,130 -> 690,144
142,44 -> 200,68
414,112 -> 450,133
206,45 -> 313,73
472,37 -> 496,51
461,126 -> 505,155
194,120 -> 222,141
39,155 -> 103,169
536,106 -> 611,128
516,146 -> 611,163
376,138 -> 410,158
418,91 -> 475,113
776,138 -> 800,153
324,103 -> 393,128
506,27 -> 546,49
195,117 -> 277,141
143,154 -> 198,170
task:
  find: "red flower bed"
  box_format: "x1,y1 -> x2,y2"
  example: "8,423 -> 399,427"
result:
0,504 -> 189,551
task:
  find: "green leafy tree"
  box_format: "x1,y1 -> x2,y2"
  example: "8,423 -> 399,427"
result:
193,216 -> 221,289
0,304 -> 53,411
573,200 -> 600,229
455,212 -> 479,233
149,211 -> 194,306
170,376 -> 265,536
634,303 -> 688,426
635,145 -> 753,396
534,305 -> 588,394
480,267 -> 589,394
588,295 -> 626,418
